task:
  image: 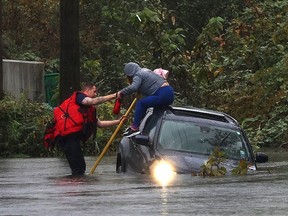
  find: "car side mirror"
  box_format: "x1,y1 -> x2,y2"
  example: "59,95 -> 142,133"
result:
133,134 -> 152,146
255,152 -> 268,163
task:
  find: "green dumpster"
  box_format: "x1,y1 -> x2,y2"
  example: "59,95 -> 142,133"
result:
44,73 -> 59,107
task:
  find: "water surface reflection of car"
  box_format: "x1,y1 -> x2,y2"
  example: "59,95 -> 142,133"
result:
116,106 -> 268,174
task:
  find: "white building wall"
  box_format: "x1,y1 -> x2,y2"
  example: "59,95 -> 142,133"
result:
3,59 -> 45,101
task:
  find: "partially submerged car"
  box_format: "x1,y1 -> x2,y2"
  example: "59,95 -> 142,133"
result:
116,106 -> 268,175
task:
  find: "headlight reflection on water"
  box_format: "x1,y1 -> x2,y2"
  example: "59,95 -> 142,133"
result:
151,160 -> 176,187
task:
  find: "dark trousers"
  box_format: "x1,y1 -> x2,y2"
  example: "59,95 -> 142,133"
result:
133,85 -> 174,128
58,133 -> 86,176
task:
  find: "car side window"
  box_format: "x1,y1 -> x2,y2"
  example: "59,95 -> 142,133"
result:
141,114 -> 158,140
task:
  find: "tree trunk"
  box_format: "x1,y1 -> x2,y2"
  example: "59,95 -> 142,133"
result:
0,0 -> 3,100
60,0 -> 80,103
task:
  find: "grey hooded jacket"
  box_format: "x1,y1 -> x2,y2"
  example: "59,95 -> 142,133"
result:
120,62 -> 166,96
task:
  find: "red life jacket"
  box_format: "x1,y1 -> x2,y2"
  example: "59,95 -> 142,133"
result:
43,92 -> 97,149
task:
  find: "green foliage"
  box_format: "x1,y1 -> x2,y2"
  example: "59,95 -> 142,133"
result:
81,59 -> 103,84
45,59 -> 60,74
0,94 -> 126,158
2,0 -> 59,60
199,147 -> 227,177
17,52 -> 41,61
2,0 -> 288,154
231,160 -> 248,175
0,94 -> 53,157
199,148 -> 250,177
242,103 -> 288,148
191,0 -> 288,149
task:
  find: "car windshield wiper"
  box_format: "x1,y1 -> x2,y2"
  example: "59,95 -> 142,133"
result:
218,132 -> 231,146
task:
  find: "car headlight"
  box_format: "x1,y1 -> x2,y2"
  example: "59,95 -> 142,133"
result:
150,159 -> 176,187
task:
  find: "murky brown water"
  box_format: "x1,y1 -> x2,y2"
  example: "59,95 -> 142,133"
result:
1,150 -> 288,216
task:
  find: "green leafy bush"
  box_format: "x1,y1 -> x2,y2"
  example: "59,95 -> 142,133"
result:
0,94 -> 53,157
190,1 -> 288,149
0,94 -> 127,158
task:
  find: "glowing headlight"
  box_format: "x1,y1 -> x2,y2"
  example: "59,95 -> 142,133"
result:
151,160 -> 176,187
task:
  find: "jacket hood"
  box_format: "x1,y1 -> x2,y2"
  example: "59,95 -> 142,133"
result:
124,62 -> 142,77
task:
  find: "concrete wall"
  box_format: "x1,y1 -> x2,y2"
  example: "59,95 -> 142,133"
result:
3,59 -> 45,102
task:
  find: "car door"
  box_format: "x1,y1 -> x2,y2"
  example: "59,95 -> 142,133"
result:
128,110 -> 159,173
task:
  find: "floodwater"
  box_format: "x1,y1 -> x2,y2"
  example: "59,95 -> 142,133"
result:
1,150 -> 288,216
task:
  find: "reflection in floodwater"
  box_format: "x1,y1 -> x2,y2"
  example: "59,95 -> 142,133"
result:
160,187 -> 168,215
0,151 -> 288,215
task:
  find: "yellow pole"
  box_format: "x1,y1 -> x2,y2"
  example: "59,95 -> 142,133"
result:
89,97 -> 138,174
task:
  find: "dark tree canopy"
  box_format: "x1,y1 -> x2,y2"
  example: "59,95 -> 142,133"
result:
1,0 -> 287,148
0,0 -> 3,100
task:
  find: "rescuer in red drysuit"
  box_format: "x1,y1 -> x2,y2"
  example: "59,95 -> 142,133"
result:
52,83 -> 124,176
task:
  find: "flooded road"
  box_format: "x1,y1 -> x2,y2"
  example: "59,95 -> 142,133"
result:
1,150 -> 288,216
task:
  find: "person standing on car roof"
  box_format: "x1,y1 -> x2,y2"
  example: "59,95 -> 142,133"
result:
52,82 -> 125,176
117,62 -> 174,137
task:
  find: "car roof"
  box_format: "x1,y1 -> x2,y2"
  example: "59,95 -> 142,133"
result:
154,106 -> 240,127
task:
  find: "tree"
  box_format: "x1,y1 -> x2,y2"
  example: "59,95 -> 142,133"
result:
60,0 -> 80,102
0,0 -> 3,100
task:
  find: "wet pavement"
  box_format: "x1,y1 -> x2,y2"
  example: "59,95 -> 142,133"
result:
1,151 -> 288,216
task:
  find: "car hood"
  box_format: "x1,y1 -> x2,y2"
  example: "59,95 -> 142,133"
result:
156,150 -> 241,174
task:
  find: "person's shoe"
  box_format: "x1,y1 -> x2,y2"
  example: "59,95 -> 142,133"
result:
123,127 -> 140,137
123,127 -> 130,135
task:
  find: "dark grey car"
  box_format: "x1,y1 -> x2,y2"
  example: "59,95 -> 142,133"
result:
116,106 -> 268,174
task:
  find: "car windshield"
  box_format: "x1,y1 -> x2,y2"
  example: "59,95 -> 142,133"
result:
158,119 -> 250,160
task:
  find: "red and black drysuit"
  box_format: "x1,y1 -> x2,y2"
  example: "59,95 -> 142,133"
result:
46,91 -> 97,175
